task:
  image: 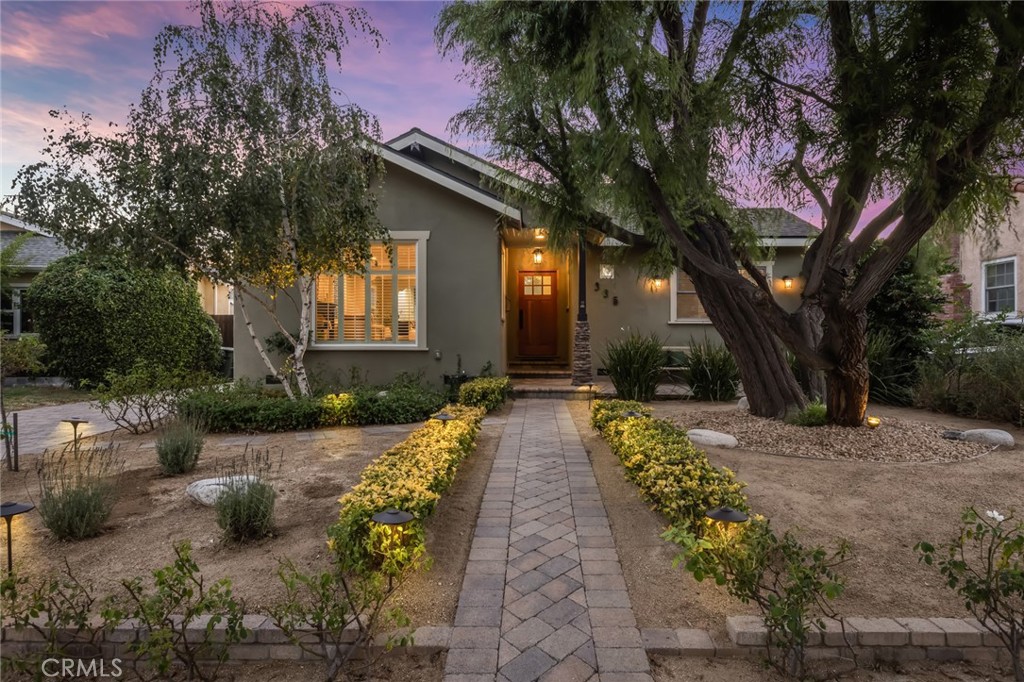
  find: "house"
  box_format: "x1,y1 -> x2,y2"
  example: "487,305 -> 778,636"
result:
232,128 -> 815,386
0,212 -> 69,336
942,180 -> 1023,321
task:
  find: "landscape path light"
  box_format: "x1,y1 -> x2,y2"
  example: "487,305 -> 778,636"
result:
705,506 -> 749,524
371,508 -> 415,588
432,412 -> 456,428
1,501 -> 34,574
61,417 -> 89,456
622,410 -> 643,418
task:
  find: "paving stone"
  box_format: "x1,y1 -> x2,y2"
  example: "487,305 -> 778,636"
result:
675,629 -> 715,656
502,610 -> 523,634
538,538 -> 576,558
511,551 -> 551,572
574,640 -> 597,668
463,574 -> 505,590
895,618 -> 946,647
538,624 -> 591,660
578,536 -> 615,548
812,617 -> 856,647
539,654 -> 594,682
501,647 -> 557,682
726,615 -> 767,646
446,648 -> 499,674
580,560 -> 622,576
507,592 -> 555,620
587,608 -> 636,627
595,647 -> 650,673
466,560 -> 507,575
538,555 -> 579,579
930,617 -> 982,647
586,591 -> 630,608
470,548 -> 509,562
593,627 -> 641,648
509,570 -> 554,594
455,607 -> 503,627
459,589 -> 504,608
499,638 -> 521,668
538,575 -> 583,603
450,627 -> 500,649
504,618 -> 556,650
845,617 -> 908,646
583,574 -> 627,592
538,599 -> 587,629
640,629 -> 679,654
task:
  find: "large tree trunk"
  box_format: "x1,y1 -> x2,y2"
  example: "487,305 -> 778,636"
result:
822,305 -> 869,426
682,225 -> 807,419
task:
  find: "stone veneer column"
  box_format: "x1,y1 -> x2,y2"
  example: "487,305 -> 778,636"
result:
571,319 -> 593,386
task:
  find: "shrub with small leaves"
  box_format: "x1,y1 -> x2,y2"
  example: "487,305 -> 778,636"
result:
589,399 -> 650,432
156,416 -> 206,475
459,376 -> 512,411
916,507 -> 1023,682
36,443 -> 124,540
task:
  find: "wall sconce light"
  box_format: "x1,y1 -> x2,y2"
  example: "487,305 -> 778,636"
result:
782,276 -> 794,290
534,228 -> 545,240
650,277 -> 664,291
532,248 -> 543,265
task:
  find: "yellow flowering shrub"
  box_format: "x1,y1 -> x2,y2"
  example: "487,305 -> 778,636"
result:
328,404 -> 485,571
458,377 -> 513,412
591,400 -> 746,531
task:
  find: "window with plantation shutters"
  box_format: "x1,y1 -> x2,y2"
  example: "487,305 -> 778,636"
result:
313,233 -> 428,348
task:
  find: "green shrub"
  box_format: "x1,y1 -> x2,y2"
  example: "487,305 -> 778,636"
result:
684,339 -> 739,401
328,405 -> 485,571
93,361 -> 219,434
26,253 -> 221,384
215,448 -> 278,543
589,399 -> 650,431
591,400 -> 746,532
0,336 -> 47,378
602,331 -> 663,401
36,444 -> 124,540
156,417 -> 206,475
347,384 -> 445,425
867,329 -> 917,406
666,518 -> 850,678
784,400 -> 828,427
179,383 -> 323,432
459,376 -> 512,411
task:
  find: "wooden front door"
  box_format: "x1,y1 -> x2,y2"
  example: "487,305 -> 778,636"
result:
518,271 -> 558,357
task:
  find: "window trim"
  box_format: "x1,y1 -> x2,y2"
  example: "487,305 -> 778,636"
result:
981,256 -> 1018,316
669,262 -> 774,325
310,230 -> 430,351
1,287 -> 32,337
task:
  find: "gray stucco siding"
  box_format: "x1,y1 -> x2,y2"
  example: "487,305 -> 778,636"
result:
232,162 -> 505,388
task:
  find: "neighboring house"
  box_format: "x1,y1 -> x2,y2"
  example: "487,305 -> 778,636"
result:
942,180 -> 1024,321
0,212 -> 69,336
233,128 -> 816,386
197,278 -> 234,348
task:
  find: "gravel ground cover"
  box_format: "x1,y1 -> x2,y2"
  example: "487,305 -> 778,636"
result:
670,408 -> 995,462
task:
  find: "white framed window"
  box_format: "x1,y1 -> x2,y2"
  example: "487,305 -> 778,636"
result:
983,257 -> 1017,314
669,262 -> 772,324
312,231 -> 429,350
1,287 -> 34,337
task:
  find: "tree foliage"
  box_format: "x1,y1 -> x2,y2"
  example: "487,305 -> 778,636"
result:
26,253 -> 221,384
12,0 -> 387,397
438,0 -> 1024,425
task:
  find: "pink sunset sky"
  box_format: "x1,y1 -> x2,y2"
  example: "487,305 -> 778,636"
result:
0,1 -> 915,231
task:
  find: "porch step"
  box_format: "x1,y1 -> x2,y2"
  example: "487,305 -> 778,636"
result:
512,384 -> 600,401
507,370 -> 572,379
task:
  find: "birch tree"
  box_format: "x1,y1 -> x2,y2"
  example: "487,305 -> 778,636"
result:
13,0 -> 387,397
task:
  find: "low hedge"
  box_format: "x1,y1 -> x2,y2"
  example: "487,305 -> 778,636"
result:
179,382 -> 446,432
328,404 -> 485,570
458,376 -> 513,412
590,399 -> 746,531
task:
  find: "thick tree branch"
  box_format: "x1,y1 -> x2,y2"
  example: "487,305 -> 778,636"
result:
683,1 -> 708,85
711,0 -> 754,88
792,139 -> 831,217
843,197 -> 904,266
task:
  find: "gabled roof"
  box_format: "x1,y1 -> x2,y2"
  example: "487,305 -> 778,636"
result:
0,224 -> 69,272
386,128 -> 818,244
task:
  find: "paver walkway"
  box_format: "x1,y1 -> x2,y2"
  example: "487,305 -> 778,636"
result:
5,400 -> 117,456
445,399 -> 651,682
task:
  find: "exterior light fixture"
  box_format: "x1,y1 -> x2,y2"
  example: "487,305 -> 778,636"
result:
371,508 -> 414,526
782,276 -> 794,290
432,412 -> 456,427
865,416 -> 881,429
1,502 -> 34,573
532,248 -> 543,265
61,418 -> 89,456
651,278 -> 664,291
705,506 -> 749,523
534,228 -> 545,240
370,508 -> 414,588
622,410 -> 643,418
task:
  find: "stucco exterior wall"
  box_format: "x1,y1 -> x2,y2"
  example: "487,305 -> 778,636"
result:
232,162 -> 505,388
584,245 -> 806,369
958,191 -> 1024,317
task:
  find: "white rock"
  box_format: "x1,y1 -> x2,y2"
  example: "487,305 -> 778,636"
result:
687,429 -> 739,449
186,475 -> 260,506
961,429 -> 1015,448
736,397 -> 749,411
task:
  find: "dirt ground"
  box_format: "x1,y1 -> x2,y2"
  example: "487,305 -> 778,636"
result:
566,400 -> 1024,639
0,406 -> 506,621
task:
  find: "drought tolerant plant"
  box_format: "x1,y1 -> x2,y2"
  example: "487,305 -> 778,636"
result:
916,507 -> 1024,682
684,339 -> 739,401
156,416 -> 207,475
270,559 -> 414,682
666,518 -> 851,679
101,541 -> 248,682
36,443 -> 124,540
215,446 -> 279,543
0,561 -> 104,678
458,376 -> 512,412
784,400 -> 829,427
93,360 -> 218,434
601,331 -> 664,402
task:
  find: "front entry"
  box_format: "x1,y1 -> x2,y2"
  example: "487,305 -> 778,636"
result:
518,271 -> 558,357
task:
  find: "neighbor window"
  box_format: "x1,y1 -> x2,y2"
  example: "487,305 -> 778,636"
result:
983,258 -> 1016,313
313,232 -> 428,348
670,262 -> 772,323
1,288 -> 34,336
